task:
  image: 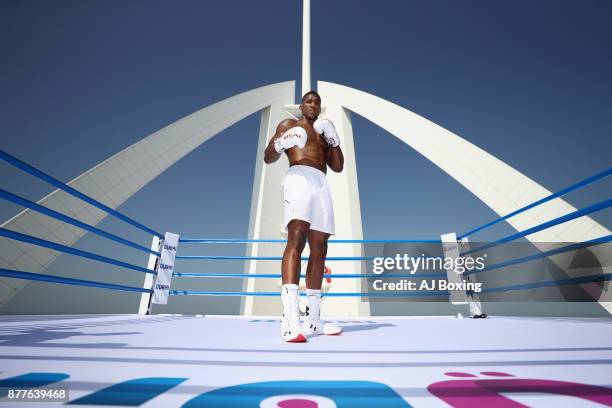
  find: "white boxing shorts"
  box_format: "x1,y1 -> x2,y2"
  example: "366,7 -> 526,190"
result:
282,165 -> 335,235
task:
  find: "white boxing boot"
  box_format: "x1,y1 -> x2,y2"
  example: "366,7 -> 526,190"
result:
303,289 -> 342,336
280,284 -> 307,343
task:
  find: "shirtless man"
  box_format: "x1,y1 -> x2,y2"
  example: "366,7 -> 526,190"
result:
264,91 -> 344,342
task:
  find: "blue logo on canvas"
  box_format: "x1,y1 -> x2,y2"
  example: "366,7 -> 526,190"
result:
181,380 -> 411,407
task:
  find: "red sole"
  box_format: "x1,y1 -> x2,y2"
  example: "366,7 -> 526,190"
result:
287,334 -> 307,343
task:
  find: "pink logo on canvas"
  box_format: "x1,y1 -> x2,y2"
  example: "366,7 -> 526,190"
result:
428,371 -> 612,407
260,394 -> 337,408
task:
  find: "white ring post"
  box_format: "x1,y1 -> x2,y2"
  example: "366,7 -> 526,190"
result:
458,236 -> 484,317
441,233 -> 469,303
441,233 -> 484,318
138,235 -> 162,315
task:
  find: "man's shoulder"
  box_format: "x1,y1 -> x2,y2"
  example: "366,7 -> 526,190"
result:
276,118 -> 299,131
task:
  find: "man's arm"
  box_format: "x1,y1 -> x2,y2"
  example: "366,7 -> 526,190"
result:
314,118 -> 344,173
264,119 -> 297,164
327,146 -> 344,172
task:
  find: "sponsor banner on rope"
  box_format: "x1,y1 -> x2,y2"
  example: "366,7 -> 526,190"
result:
152,232 -> 179,305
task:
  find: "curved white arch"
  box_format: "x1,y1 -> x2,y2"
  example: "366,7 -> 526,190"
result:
320,81 -> 609,242
0,81 -> 295,309
318,81 -> 610,310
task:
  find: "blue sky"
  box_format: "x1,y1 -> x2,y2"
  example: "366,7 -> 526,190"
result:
1,0 -> 610,314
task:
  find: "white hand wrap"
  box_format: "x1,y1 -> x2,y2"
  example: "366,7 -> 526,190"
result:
274,126 -> 307,153
313,118 -> 340,148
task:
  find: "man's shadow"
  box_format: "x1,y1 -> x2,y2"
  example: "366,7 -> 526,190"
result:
338,323 -> 395,333
0,327 -> 140,348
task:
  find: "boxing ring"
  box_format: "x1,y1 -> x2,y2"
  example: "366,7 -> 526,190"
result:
2,314 -> 612,407
1,150 -> 611,406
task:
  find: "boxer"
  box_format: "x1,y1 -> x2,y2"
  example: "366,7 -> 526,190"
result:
264,91 -> 343,342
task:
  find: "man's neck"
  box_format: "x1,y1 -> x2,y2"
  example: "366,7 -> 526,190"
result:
300,117 -> 316,126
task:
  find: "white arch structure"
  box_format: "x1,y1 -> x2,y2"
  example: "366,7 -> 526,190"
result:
0,81 -> 294,309
1,80 -> 610,315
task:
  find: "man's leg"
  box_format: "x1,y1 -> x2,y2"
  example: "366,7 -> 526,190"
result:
305,229 -> 329,289
282,220 -> 309,284
303,230 -> 342,336
280,220 -> 309,342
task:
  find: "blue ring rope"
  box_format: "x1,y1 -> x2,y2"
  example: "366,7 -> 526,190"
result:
173,272 -> 447,278
175,255 -> 376,261
480,272 -> 612,294
0,268 -> 151,293
465,234 -> 612,276
0,189 -> 160,256
170,290 -> 448,297
1,228 -> 156,275
0,150 -> 163,238
459,167 -> 611,239
179,238 -> 441,244
171,273 -> 612,297
462,197 -> 612,256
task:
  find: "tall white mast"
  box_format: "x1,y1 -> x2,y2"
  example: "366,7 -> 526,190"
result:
301,0 -> 311,97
